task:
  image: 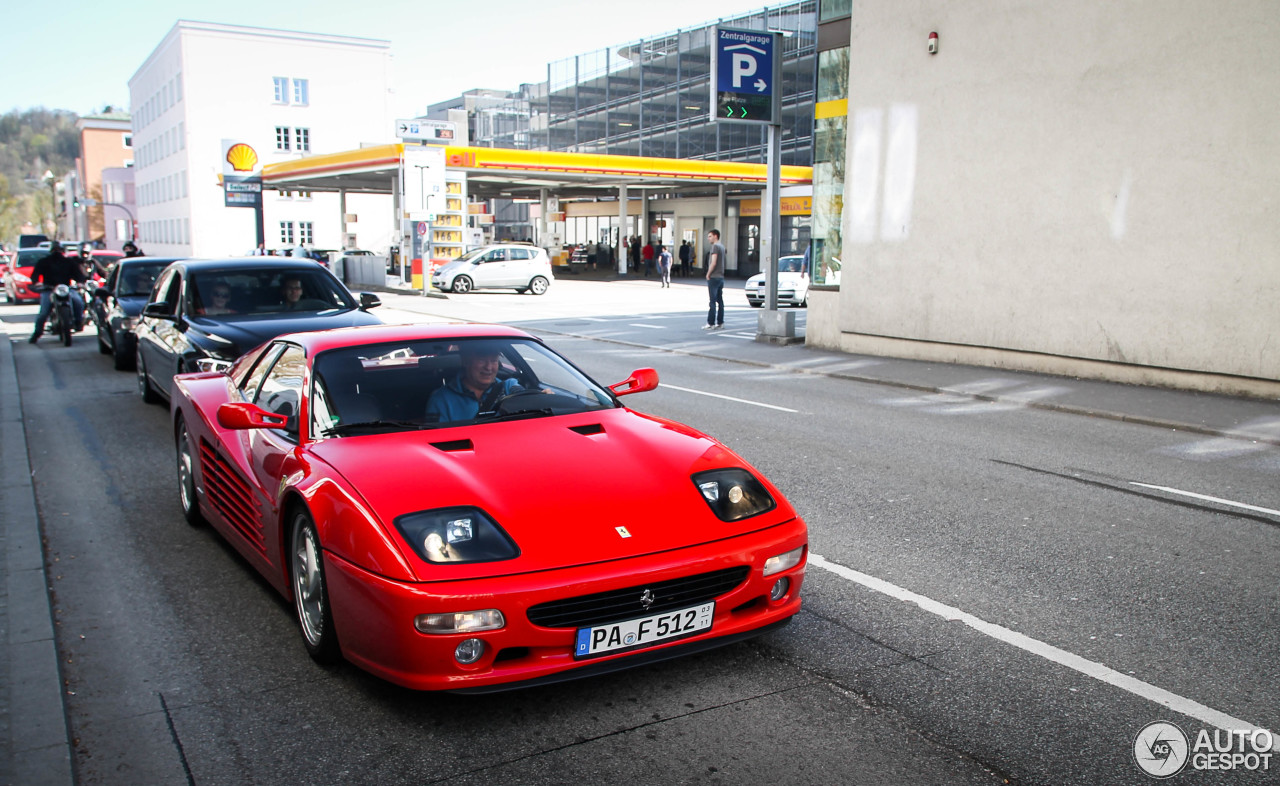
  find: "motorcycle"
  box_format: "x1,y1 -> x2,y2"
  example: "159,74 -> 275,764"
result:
34,283 -> 84,347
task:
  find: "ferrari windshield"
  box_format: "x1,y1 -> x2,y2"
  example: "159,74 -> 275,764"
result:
311,337 -> 618,436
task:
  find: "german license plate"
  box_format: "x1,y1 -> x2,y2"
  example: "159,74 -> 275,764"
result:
574,602 -> 715,659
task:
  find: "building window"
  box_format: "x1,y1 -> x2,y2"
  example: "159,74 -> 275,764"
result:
280,221 -> 295,245
122,133 -> 132,148
273,77 -> 288,103
292,78 -> 309,105
114,219 -> 129,241
299,222 -> 314,245
178,122 -> 185,150
294,128 -> 310,153
275,126 -> 291,152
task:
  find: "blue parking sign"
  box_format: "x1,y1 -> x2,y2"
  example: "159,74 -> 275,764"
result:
712,27 -> 781,124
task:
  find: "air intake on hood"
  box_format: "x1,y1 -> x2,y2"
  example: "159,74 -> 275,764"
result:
431,439 -> 473,452
568,423 -> 605,436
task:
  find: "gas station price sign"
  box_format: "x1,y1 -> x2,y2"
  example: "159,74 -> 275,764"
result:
711,27 -> 781,125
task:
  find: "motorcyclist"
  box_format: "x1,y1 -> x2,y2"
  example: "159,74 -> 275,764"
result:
28,241 -> 88,344
122,241 -> 144,258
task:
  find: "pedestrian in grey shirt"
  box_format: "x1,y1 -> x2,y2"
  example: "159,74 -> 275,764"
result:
703,229 -> 726,330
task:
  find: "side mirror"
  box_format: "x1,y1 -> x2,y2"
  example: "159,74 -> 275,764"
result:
142,302 -> 175,319
609,368 -> 659,397
217,401 -> 290,430
358,292 -> 381,310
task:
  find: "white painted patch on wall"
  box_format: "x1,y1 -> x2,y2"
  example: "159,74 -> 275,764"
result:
847,108 -> 884,244
880,104 -> 918,242
1110,169 -> 1132,240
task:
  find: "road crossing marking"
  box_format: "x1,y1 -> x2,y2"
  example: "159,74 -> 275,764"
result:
809,553 -> 1279,750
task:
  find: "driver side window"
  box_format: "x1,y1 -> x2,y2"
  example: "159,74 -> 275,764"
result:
254,345 -> 306,436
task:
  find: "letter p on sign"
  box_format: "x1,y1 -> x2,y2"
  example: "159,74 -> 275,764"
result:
732,53 -> 757,88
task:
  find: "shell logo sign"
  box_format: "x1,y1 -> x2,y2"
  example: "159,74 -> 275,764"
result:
225,143 -> 259,173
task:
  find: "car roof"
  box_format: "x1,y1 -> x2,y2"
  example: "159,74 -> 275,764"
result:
166,257 -> 334,273
276,323 -> 535,355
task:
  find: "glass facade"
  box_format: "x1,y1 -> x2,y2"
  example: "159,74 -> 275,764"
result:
469,1 -> 817,166
810,46 -> 848,286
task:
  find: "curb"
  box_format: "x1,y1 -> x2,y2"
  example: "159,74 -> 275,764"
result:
0,334 -> 75,786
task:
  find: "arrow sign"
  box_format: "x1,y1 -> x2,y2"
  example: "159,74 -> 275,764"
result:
711,27 -> 780,125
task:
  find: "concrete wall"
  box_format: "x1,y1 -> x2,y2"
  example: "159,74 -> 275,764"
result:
812,1 -> 1280,394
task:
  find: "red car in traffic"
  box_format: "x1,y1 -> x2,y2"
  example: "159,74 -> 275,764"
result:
169,323 -> 807,692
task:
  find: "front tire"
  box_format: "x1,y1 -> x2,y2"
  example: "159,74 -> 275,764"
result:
175,416 -> 205,526
451,275 -> 473,294
57,308 -> 73,346
137,348 -> 162,404
529,276 -> 549,295
291,510 -> 340,664
113,336 -> 133,371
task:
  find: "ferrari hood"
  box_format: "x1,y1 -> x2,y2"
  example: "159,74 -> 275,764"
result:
308,408 -> 793,580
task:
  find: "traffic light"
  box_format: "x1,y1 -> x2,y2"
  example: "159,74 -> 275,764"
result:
72,197 -> 81,209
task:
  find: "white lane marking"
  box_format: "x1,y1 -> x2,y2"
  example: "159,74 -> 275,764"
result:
1129,483 -> 1280,517
629,323 -> 666,329
809,553 -> 1278,749
661,383 -> 798,413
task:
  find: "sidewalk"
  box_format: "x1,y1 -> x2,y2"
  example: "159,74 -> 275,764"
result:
0,330 -> 74,786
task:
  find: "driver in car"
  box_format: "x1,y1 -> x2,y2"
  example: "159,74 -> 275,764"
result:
425,343 -> 524,422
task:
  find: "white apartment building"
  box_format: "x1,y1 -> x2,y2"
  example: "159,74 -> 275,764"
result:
128,21 -> 395,258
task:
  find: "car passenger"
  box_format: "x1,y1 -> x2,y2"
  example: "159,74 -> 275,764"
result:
199,283 -> 238,315
425,343 -> 523,422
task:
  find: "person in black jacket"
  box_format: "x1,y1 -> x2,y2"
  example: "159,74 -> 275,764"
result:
29,242 -> 87,343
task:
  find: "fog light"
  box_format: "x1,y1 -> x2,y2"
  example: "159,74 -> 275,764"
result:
455,638 -> 485,664
770,577 -> 790,601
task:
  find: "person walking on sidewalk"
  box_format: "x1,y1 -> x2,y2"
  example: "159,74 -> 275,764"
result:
702,229 -> 726,330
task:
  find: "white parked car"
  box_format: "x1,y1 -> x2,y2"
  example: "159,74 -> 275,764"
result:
432,244 -> 553,295
745,254 -> 809,308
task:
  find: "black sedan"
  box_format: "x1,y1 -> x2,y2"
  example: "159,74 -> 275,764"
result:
134,258 -> 383,403
91,257 -> 182,370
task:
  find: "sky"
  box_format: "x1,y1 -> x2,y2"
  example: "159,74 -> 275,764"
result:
4,0 -> 771,118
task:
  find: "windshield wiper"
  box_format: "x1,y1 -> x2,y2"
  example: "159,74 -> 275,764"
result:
473,408 -> 558,424
324,419 -> 432,435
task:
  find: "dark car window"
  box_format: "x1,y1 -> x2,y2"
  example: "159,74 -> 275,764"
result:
188,267 -> 354,316
254,345 -> 306,435
117,262 -> 168,297
151,269 -> 182,315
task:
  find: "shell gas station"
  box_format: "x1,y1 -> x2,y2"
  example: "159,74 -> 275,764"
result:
260,142 -> 813,288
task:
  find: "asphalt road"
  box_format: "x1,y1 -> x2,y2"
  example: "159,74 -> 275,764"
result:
4,277 -> 1278,785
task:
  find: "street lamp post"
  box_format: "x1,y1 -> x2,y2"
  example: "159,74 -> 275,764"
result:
81,199 -> 136,244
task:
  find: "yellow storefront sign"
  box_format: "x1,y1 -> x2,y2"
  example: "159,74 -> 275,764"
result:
738,196 -> 813,217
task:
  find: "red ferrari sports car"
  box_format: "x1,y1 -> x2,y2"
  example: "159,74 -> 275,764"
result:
169,323 -> 807,692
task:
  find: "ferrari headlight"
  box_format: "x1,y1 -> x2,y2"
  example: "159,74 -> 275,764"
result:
394,506 -> 519,564
692,468 -> 776,522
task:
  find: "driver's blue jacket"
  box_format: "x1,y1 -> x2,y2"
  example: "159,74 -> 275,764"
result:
426,373 -> 521,422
